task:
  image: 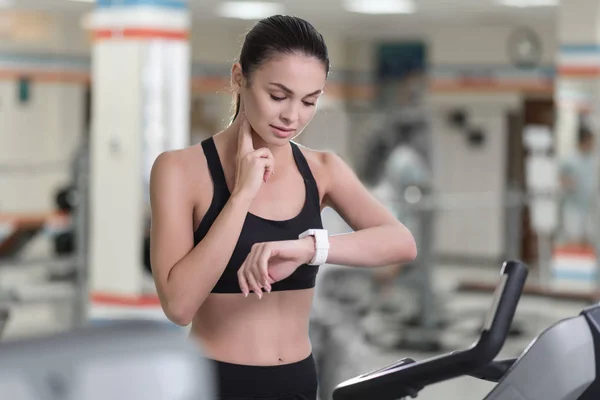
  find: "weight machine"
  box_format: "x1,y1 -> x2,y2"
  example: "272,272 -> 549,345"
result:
0,140 -> 91,334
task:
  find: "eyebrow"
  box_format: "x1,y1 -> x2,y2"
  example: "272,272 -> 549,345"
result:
269,82 -> 322,97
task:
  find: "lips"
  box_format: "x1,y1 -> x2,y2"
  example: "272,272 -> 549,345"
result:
270,125 -> 294,132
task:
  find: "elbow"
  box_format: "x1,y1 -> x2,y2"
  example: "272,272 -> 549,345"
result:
166,309 -> 193,327
161,297 -> 196,327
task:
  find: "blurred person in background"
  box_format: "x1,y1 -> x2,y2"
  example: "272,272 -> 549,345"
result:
368,120 -> 431,311
559,125 -> 596,247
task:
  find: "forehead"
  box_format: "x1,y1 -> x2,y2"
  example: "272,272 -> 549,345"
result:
253,53 -> 327,93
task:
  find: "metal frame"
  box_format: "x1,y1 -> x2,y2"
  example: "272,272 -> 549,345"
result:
0,138 -> 91,334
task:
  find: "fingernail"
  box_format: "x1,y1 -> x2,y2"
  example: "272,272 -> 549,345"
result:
244,292 -> 248,298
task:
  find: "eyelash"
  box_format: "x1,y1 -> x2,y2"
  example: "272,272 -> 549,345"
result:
270,94 -> 315,107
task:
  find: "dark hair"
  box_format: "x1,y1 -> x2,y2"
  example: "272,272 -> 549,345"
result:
232,15 -> 330,120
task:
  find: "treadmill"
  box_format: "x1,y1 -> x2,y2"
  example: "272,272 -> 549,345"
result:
333,260 -> 600,399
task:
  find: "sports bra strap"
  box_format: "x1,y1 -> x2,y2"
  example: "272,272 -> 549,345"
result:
202,137 -> 230,199
290,142 -> 321,208
291,142 -> 316,182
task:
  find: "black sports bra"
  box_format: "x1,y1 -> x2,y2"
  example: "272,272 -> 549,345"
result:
193,137 -> 324,293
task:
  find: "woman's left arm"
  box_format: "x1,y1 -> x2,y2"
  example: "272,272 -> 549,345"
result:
237,151 -> 418,295
318,152 -> 417,268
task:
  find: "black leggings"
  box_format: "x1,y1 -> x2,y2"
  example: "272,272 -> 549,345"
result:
211,354 -> 319,400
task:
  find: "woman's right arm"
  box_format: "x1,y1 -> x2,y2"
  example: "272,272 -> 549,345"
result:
149,151 -> 252,326
150,116 -> 273,326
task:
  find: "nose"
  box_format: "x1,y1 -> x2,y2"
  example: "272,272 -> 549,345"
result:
279,101 -> 299,126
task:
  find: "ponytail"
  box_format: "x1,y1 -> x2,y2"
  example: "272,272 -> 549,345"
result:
231,93 -> 241,124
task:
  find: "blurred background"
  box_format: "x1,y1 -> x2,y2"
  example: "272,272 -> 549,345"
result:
0,0 -> 599,399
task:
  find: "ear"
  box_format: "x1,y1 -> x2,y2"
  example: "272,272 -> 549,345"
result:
231,63 -> 245,93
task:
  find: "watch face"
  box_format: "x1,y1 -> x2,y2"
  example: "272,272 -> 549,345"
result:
508,27 -> 543,69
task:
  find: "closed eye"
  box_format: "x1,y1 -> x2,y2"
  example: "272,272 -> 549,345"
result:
271,94 -> 316,107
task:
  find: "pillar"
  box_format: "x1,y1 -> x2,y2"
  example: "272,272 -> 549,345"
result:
88,0 -> 190,310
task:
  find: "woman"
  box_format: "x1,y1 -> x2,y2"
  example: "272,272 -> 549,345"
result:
149,15 -> 417,400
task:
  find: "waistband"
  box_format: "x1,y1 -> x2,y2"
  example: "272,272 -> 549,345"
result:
210,353 -> 318,397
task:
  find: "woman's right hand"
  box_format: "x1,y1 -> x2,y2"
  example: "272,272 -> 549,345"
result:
232,113 -> 274,201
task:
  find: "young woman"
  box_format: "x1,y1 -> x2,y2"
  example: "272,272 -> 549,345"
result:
149,15 -> 417,400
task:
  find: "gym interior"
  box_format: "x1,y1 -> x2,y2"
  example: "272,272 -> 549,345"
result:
1,0 -> 600,399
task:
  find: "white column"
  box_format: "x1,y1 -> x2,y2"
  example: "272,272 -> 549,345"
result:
88,0 -> 190,309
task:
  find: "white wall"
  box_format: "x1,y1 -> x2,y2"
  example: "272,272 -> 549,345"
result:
426,23 -> 555,261
0,14 -> 88,213
341,21 -> 557,260
1,15 -> 561,263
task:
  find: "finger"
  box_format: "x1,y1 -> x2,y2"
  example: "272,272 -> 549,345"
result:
258,157 -> 275,183
249,245 -> 267,291
257,246 -> 272,292
245,244 -> 263,298
237,114 -> 254,154
252,147 -> 274,159
247,244 -> 262,288
245,270 -> 263,299
237,263 -> 250,297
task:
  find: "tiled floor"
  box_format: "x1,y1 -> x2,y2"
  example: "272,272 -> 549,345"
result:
0,235 -> 591,400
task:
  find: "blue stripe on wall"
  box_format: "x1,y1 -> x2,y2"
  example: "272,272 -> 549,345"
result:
0,53 -> 560,84
0,53 -> 90,69
553,270 -> 597,281
97,0 -> 187,10
430,65 -> 555,78
560,44 -> 600,54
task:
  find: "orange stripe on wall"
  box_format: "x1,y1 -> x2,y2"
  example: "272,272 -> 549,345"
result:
558,66 -> 600,78
0,70 -> 89,83
554,245 -> 596,257
190,78 -> 376,100
430,80 -> 553,94
92,292 -> 162,307
93,28 -> 189,41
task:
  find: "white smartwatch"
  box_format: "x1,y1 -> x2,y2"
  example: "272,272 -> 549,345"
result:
298,229 -> 329,266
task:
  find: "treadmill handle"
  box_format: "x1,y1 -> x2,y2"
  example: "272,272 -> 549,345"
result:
467,358 -> 517,383
332,260 -> 528,400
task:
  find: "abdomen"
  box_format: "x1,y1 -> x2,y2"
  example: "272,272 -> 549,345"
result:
190,289 -> 315,366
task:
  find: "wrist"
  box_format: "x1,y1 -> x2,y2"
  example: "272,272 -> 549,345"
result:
229,190 -> 253,209
299,236 -> 316,265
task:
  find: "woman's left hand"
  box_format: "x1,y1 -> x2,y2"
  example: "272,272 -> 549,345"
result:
238,238 -> 315,298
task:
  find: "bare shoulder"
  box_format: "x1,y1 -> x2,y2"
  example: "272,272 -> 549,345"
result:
293,143 -> 355,202
150,144 -> 209,205
294,143 -> 399,231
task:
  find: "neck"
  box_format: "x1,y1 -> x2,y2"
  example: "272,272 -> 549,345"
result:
219,117 -> 293,165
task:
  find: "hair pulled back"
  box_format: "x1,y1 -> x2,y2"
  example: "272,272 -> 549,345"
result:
232,15 -> 330,120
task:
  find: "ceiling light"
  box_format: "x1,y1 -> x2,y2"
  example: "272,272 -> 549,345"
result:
498,0 -> 559,7
344,0 -> 415,14
216,2 -> 284,20
68,0 -> 95,3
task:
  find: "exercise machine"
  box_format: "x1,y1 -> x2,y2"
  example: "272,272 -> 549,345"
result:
0,141 -> 90,332
0,320 -> 216,399
334,259 -> 600,399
